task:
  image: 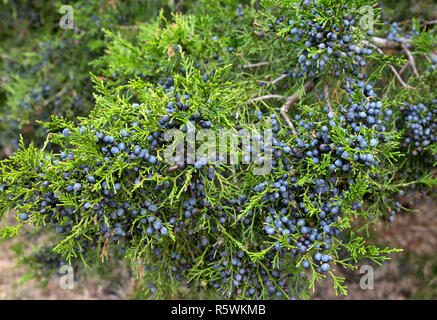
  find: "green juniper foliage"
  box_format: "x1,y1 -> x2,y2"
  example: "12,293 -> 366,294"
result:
0,0 -> 436,299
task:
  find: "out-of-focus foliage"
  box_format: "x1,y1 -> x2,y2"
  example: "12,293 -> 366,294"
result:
0,0 -> 197,155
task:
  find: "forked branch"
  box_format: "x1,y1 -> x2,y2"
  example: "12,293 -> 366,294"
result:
280,78 -> 318,134
280,78 -> 318,114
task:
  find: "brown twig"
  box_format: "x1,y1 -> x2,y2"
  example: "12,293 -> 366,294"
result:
280,111 -> 297,135
396,18 -> 413,26
248,94 -> 285,105
258,74 -> 289,86
420,19 -> 437,27
269,74 -> 289,86
280,78 -> 317,114
324,84 -> 333,113
242,61 -> 269,69
399,63 -> 409,76
242,58 -> 285,69
175,0 -> 184,11
402,44 -> 420,78
137,264 -> 143,279
167,165 -> 179,173
423,54 -> 433,64
100,238 -> 109,262
369,36 -> 412,50
389,65 -> 412,88
279,78 -> 318,134
395,18 -> 437,27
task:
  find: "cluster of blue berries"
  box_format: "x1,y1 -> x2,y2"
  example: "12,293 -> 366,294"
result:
400,101 -> 437,155
386,22 -> 419,48
265,3 -> 371,79
5,63 -> 399,298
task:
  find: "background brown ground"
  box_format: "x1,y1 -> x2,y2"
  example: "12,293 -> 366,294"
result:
313,201 -> 437,299
0,214 -> 134,299
0,201 -> 436,300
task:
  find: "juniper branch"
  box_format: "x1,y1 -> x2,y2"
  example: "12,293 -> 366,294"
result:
420,19 -> 437,27
280,111 -> 297,135
367,43 -> 416,89
278,78 -> 318,134
402,44 -> 420,78
272,74 -> 289,85
399,63 -> 409,76
242,61 -> 270,69
370,36 -> 412,50
324,85 -> 333,113
248,94 -> 285,104
280,78 -> 318,114
242,58 -> 285,69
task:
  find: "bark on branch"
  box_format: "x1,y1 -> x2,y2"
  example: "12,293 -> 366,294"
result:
248,94 -> 285,105
279,78 -> 318,135
280,78 -> 318,114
